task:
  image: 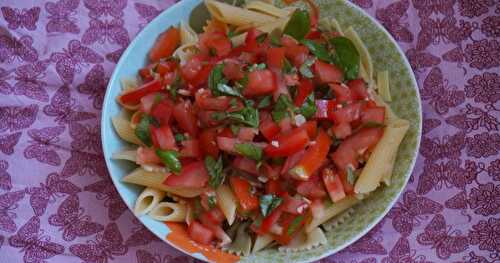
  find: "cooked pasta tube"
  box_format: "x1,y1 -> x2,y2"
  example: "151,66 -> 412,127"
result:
278,227 -> 327,252
112,149 -> 137,162
252,234 -> 274,253
179,20 -> 198,45
134,187 -> 166,216
306,196 -> 358,232
216,185 -> 237,225
120,77 -> 139,91
377,70 -> 391,102
245,1 -> 292,18
149,201 -> 187,222
344,26 -> 373,82
205,0 -> 277,27
111,117 -> 142,145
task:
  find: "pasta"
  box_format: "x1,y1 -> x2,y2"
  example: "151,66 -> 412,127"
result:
111,117 -> 143,145
216,185 -> 238,225
279,228 -> 327,252
179,21 -> 198,45
134,187 -> 166,216
149,201 -> 187,222
252,234 -> 274,253
245,1 -> 293,18
377,70 -> 391,102
205,0 -> 277,27
223,222 -> 252,256
112,149 -> 137,162
306,197 -> 359,232
344,26 -> 374,83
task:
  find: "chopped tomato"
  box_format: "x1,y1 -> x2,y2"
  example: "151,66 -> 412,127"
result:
273,213 -> 307,245
264,127 -> 309,157
329,83 -> 353,103
281,35 -> 298,47
315,99 -> 336,120
156,60 -> 177,76
181,55 -> 204,81
149,27 -> 180,62
180,139 -> 202,159
136,147 -> 162,165
150,126 -> 176,151
332,122 -> 351,139
313,60 -> 343,84
298,120 -> 318,139
199,128 -> 219,157
229,176 -> 259,212
281,149 -> 305,175
222,60 -> 244,80
294,79 -> 314,106
285,44 -> 309,67
252,206 -> 283,235
305,30 -> 322,39
218,127 -> 235,138
322,168 -> 346,202
118,80 -> 162,106
140,92 -> 164,114
197,110 -> 223,127
304,0 -> 319,28
163,161 -> 208,188
233,157 -> 259,175
200,207 -> 225,225
199,31 -> 232,58
296,178 -> 327,199
195,89 -> 230,111
261,163 -> 280,180
347,79 -> 369,100
216,136 -> 237,153
260,112 -> 280,141
173,101 -> 198,137
278,117 -> 293,132
339,170 -> 354,195
266,179 -> 285,195
361,106 -> 385,125
188,221 -> 214,245
330,102 -> 362,124
150,99 -> 173,125
243,69 -> 277,97
267,47 -> 286,69
237,127 -> 257,141
243,27 -> 259,53
290,129 -> 331,180
139,64 -> 154,81
281,194 -> 308,215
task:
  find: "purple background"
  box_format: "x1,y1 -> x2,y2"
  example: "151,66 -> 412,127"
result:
0,0 -> 498,262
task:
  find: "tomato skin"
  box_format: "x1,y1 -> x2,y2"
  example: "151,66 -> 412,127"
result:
298,120 -> 318,139
216,136 -> 237,153
294,79 -> 314,106
313,60 -> 343,84
281,149 -> 305,175
229,176 -> 259,212
272,213 -> 307,245
197,110 -> 222,128
243,69 -> 277,97
339,170 -> 354,195
163,161 -> 209,188
260,116 -> 280,141
173,101 -> 198,137
237,127 -> 257,141
180,139 -> 202,159
199,128 -> 219,158
329,83 -> 353,103
195,89 -> 230,111
136,147 -> 162,165
330,102 -> 363,124
290,129 -> 331,180
361,106 -> 385,124
285,45 -> 309,67
251,206 -> 283,235
264,128 -> 310,157
140,92 -> 163,114
118,80 -> 162,106
222,60 -> 244,80
266,180 -> 285,195
322,168 -> 346,202
332,122 -> 352,139
233,157 -> 259,175
149,27 -> 180,62
243,27 -> 259,53
262,163 -> 280,180
199,31 -> 232,58
347,79 -> 369,100
281,193 -> 308,215
150,99 -> 174,125
267,47 -> 286,69
188,221 -> 214,245
296,179 -> 327,199
181,55 -> 203,81
150,126 -> 176,151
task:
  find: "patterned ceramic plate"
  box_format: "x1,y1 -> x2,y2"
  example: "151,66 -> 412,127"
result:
101,0 -> 422,262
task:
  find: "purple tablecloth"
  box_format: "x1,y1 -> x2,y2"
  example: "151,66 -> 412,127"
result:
0,0 -> 498,262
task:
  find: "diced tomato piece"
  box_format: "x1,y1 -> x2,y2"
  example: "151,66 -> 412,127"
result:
151,126 -> 176,150
118,80 -> 162,106
130,111 -> 144,127
315,100 -> 336,120
243,27 -> 259,53
195,89 -> 230,111
188,221 -> 214,245
218,127 -> 235,138
313,60 -> 343,84
156,60 -> 177,76
296,178 -> 327,199
243,69 -> 277,97
199,31 -> 232,58
278,117 -> 293,132
339,170 -> 354,195
140,92 -> 164,114
190,63 -> 214,88
329,83 -> 353,103
281,193 -> 308,215
285,44 -> 309,67
150,99 -> 173,125
347,79 -> 369,100
139,64 -> 154,81
267,47 -> 286,69
294,79 -> 314,106
222,60 -> 244,80
149,27 -> 180,62
197,110 -> 222,127
216,136 -> 237,153
330,102 -> 362,124
238,51 -> 257,64
233,157 -> 259,175
200,207 -> 225,225
281,35 -> 298,47
331,144 -> 357,171
322,168 -> 346,202
298,120 -> 318,139
284,73 -> 300,86
361,106 -> 385,125
163,161 -> 209,188
260,113 -> 280,141
264,127 -> 309,157
262,163 -> 280,180
136,147 -> 162,165
281,149 -> 305,175
273,213 -> 308,245
181,55 -> 204,81
290,129 -> 331,180
237,127 -> 257,141
229,176 -> 259,212
266,180 -> 285,195
180,139 -> 202,159
173,101 -> 198,137
332,122 -> 351,139
305,30 -> 321,39
199,128 -> 219,158
304,0 -> 319,28
251,206 -> 283,235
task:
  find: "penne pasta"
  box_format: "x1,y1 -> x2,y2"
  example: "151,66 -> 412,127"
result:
344,26 -> 373,83
179,20 -> 198,45
120,77 -> 139,91
122,168 -> 204,197
377,70 -> 392,102
245,1 -> 293,18
134,187 -> 166,216
306,197 -> 359,232
205,0 -> 277,27
278,227 -> 327,252
252,234 -> 274,253
112,149 -> 137,162
173,42 -> 198,65
149,201 -> 187,222
230,16 -> 289,46
111,117 -> 143,145
319,17 -> 343,35
216,184 -> 238,225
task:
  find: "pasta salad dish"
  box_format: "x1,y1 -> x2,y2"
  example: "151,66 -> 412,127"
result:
111,0 -> 410,256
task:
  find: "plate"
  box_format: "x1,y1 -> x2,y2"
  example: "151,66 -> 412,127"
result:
101,0 -> 422,262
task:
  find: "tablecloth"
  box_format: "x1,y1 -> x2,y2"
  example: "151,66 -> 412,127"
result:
0,0 -> 498,262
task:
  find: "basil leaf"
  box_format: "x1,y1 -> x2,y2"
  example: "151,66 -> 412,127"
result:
282,58 -> 296,74
234,143 -> 263,161
208,195 -> 217,209
135,115 -> 158,146
230,124 -> 240,135
299,57 -> 316,78
205,156 -> 224,188
346,166 -> 358,185
287,215 -> 305,235
257,95 -> 272,109
298,93 -> 316,119
227,106 -> 259,128
216,83 -> 243,98
270,28 -> 282,46
302,39 -> 333,62
283,9 -> 310,40
272,94 -> 294,122
208,64 -> 226,92
330,36 -> 360,80
193,198 -> 202,219
259,194 -> 282,217
156,150 -> 181,173
174,133 -> 185,142
168,75 -> 181,100
256,33 -> 268,43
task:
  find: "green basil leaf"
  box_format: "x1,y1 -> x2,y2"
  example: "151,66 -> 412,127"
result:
227,106 -> 259,128
193,198 -> 202,219
283,9 -> 310,40
299,57 -> 316,79
205,156 -> 225,188
257,95 -> 272,109
156,150 -> 182,173
174,133 -> 185,142
287,215 -> 305,235
298,93 -> 316,119
230,124 -> 240,136
234,143 -> 263,161
330,36 -> 360,80
282,58 -> 296,74
208,64 -> 226,92
301,39 -> 333,63
216,83 -> 243,98
270,28 -> 282,46
272,94 -> 294,122
208,195 -> 217,209
259,194 -> 282,217
346,166 -> 357,185
256,33 -> 268,43
168,75 -> 181,100
135,115 -> 158,146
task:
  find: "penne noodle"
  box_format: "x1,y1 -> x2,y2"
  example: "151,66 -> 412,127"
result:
216,184 -> 238,225
344,26 -> 373,83
319,17 -> 343,35
122,168 -> 204,198
278,227 -> 327,252
354,118 -> 410,193
245,1 -> 292,18
134,187 -> 166,216
111,117 -> 143,145
252,234 -> 274,253
306,196 -> 358,232
173,42 -> 198,65
120,77 -> 139,91
179,21 -> 198,45
149,201 -> 187,222
205,0 -> 277,27
377,70 -> 392,102
231,16 -> 289,46
112,149 -> 137,162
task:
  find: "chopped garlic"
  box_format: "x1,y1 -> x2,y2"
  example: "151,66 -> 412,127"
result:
271,140 -> 280,147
